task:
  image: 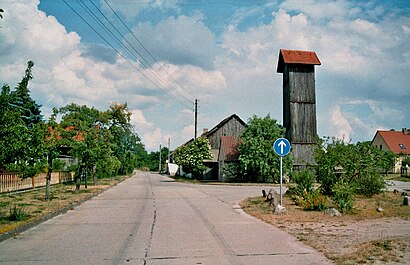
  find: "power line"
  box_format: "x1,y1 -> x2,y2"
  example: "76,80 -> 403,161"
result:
64,0 -> 199,145
88,0 -> 194,105
76,0 -> 194,108
63,0 -> 193,109
102,0 -> 193,99
172,112 -> 195,144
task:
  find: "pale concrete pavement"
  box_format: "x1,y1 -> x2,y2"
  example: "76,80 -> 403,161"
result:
0,171 -> 332,264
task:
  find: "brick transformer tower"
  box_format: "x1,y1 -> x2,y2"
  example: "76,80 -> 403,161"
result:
277,49 -> 321,169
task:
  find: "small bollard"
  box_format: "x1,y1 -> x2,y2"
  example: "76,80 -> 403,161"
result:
403,196 -> 409,206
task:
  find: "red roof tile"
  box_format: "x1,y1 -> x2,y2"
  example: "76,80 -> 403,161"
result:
277,49 -> 321,73
375,130 -> 410,155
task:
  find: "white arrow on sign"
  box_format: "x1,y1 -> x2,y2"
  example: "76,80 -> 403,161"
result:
278,140 -> 287,154
273,138 -> 291,157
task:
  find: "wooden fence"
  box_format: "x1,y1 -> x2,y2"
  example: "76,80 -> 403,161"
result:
0,171 -> 73,193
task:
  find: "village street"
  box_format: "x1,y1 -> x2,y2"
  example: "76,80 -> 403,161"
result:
0,171 -> 331,265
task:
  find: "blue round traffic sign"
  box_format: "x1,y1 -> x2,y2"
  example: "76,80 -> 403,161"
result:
273,138 -> 291,156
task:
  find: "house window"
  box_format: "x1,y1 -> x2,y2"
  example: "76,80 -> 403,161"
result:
399,144 -> 407,150
380,145 -> 382,150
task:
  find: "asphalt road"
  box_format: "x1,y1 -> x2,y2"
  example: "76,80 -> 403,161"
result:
0,171 -> 332,265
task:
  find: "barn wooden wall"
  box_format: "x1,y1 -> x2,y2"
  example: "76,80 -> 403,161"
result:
207,118 -> 246,149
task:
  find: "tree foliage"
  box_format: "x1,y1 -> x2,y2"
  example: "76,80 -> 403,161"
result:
144,146 -> 169,172
106,103 -> 145,175
173,137 -> 212,178
10,61 -> 43,127
0,62 -> 45,178
315,137 -> 395,197
0,61 -> 151,196
238,115 -> 292,183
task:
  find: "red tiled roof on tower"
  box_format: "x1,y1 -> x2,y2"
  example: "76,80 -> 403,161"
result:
277,49 -> 321,73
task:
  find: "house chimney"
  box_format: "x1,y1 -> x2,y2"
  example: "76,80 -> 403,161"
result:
203,128 -> 208,134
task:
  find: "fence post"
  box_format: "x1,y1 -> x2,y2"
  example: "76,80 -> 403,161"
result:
32,177 -> 35,189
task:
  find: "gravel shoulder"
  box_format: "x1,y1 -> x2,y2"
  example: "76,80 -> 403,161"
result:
241,189 -> 410,265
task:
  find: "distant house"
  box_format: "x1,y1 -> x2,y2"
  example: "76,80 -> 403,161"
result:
371,128 -> 410,173
179,114 -> 246,180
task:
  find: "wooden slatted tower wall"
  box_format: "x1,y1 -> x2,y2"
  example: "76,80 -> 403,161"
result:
277,49 -> 321,169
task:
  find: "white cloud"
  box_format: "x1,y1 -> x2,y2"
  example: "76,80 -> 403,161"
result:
143,128 -> 162,151
279,0 -> 353,21
100,0 -> 180,19
131,14 -> 220,69
130,108 -> 153,128
166,64 -> 226,101
329,105 -> 353,142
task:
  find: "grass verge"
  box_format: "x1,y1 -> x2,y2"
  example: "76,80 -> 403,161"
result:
0,176 -> 129,240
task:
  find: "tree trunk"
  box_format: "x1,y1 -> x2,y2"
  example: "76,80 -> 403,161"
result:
75,165 -> 82,193
84,165 -> 88,189
45,155 -> 52,200
92,165 -> 98,186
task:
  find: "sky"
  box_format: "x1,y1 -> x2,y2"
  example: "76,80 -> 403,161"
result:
0,0 -> 409,152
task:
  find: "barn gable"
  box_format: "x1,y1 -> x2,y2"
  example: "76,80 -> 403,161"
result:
202,114 -> 247,150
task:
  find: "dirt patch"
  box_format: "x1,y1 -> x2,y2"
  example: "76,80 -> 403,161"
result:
241,192 -> 410,264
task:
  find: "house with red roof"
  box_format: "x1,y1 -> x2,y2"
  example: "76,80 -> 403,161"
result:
371,128 -> 410,173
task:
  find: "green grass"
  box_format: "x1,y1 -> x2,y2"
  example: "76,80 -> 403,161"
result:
384,174 -> 410,182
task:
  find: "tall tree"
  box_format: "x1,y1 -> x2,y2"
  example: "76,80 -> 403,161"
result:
238,115 -> 292,183
0,62 -> 45,178
106,103 -> 143,175
0,85 -> 28,167
10,61 -> 43,127
43,108 -> 63,200
58,104 -> 116,191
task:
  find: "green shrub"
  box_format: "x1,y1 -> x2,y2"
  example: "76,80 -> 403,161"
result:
289,169 -> 316,196
301,189 -> 327,211
332,181 -> 354,212
289,170 -> 326,211
293,189 -> 327,211
221,162 -> 246,182
8,205 -> 28,221
315,138 -> 394,197
354,172 -> 385,197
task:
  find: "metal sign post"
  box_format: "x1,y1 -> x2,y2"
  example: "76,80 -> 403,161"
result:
273,138 -> 291,206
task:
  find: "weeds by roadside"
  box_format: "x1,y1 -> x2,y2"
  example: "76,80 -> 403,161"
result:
241,191 -> 410,265
0,176 -> 128,237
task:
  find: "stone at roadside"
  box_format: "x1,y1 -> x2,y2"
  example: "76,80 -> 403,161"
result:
274,204 -> 287,214
376,207 -> 384,212
404,196 -> 409,206
324,208 -> 341,217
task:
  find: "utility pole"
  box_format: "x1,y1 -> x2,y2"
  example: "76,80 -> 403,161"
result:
194,99 -> 198,139
159,144 -> 162,173
167,138 -> 171,162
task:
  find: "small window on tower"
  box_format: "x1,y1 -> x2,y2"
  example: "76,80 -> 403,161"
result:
399,144 -> 407,150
